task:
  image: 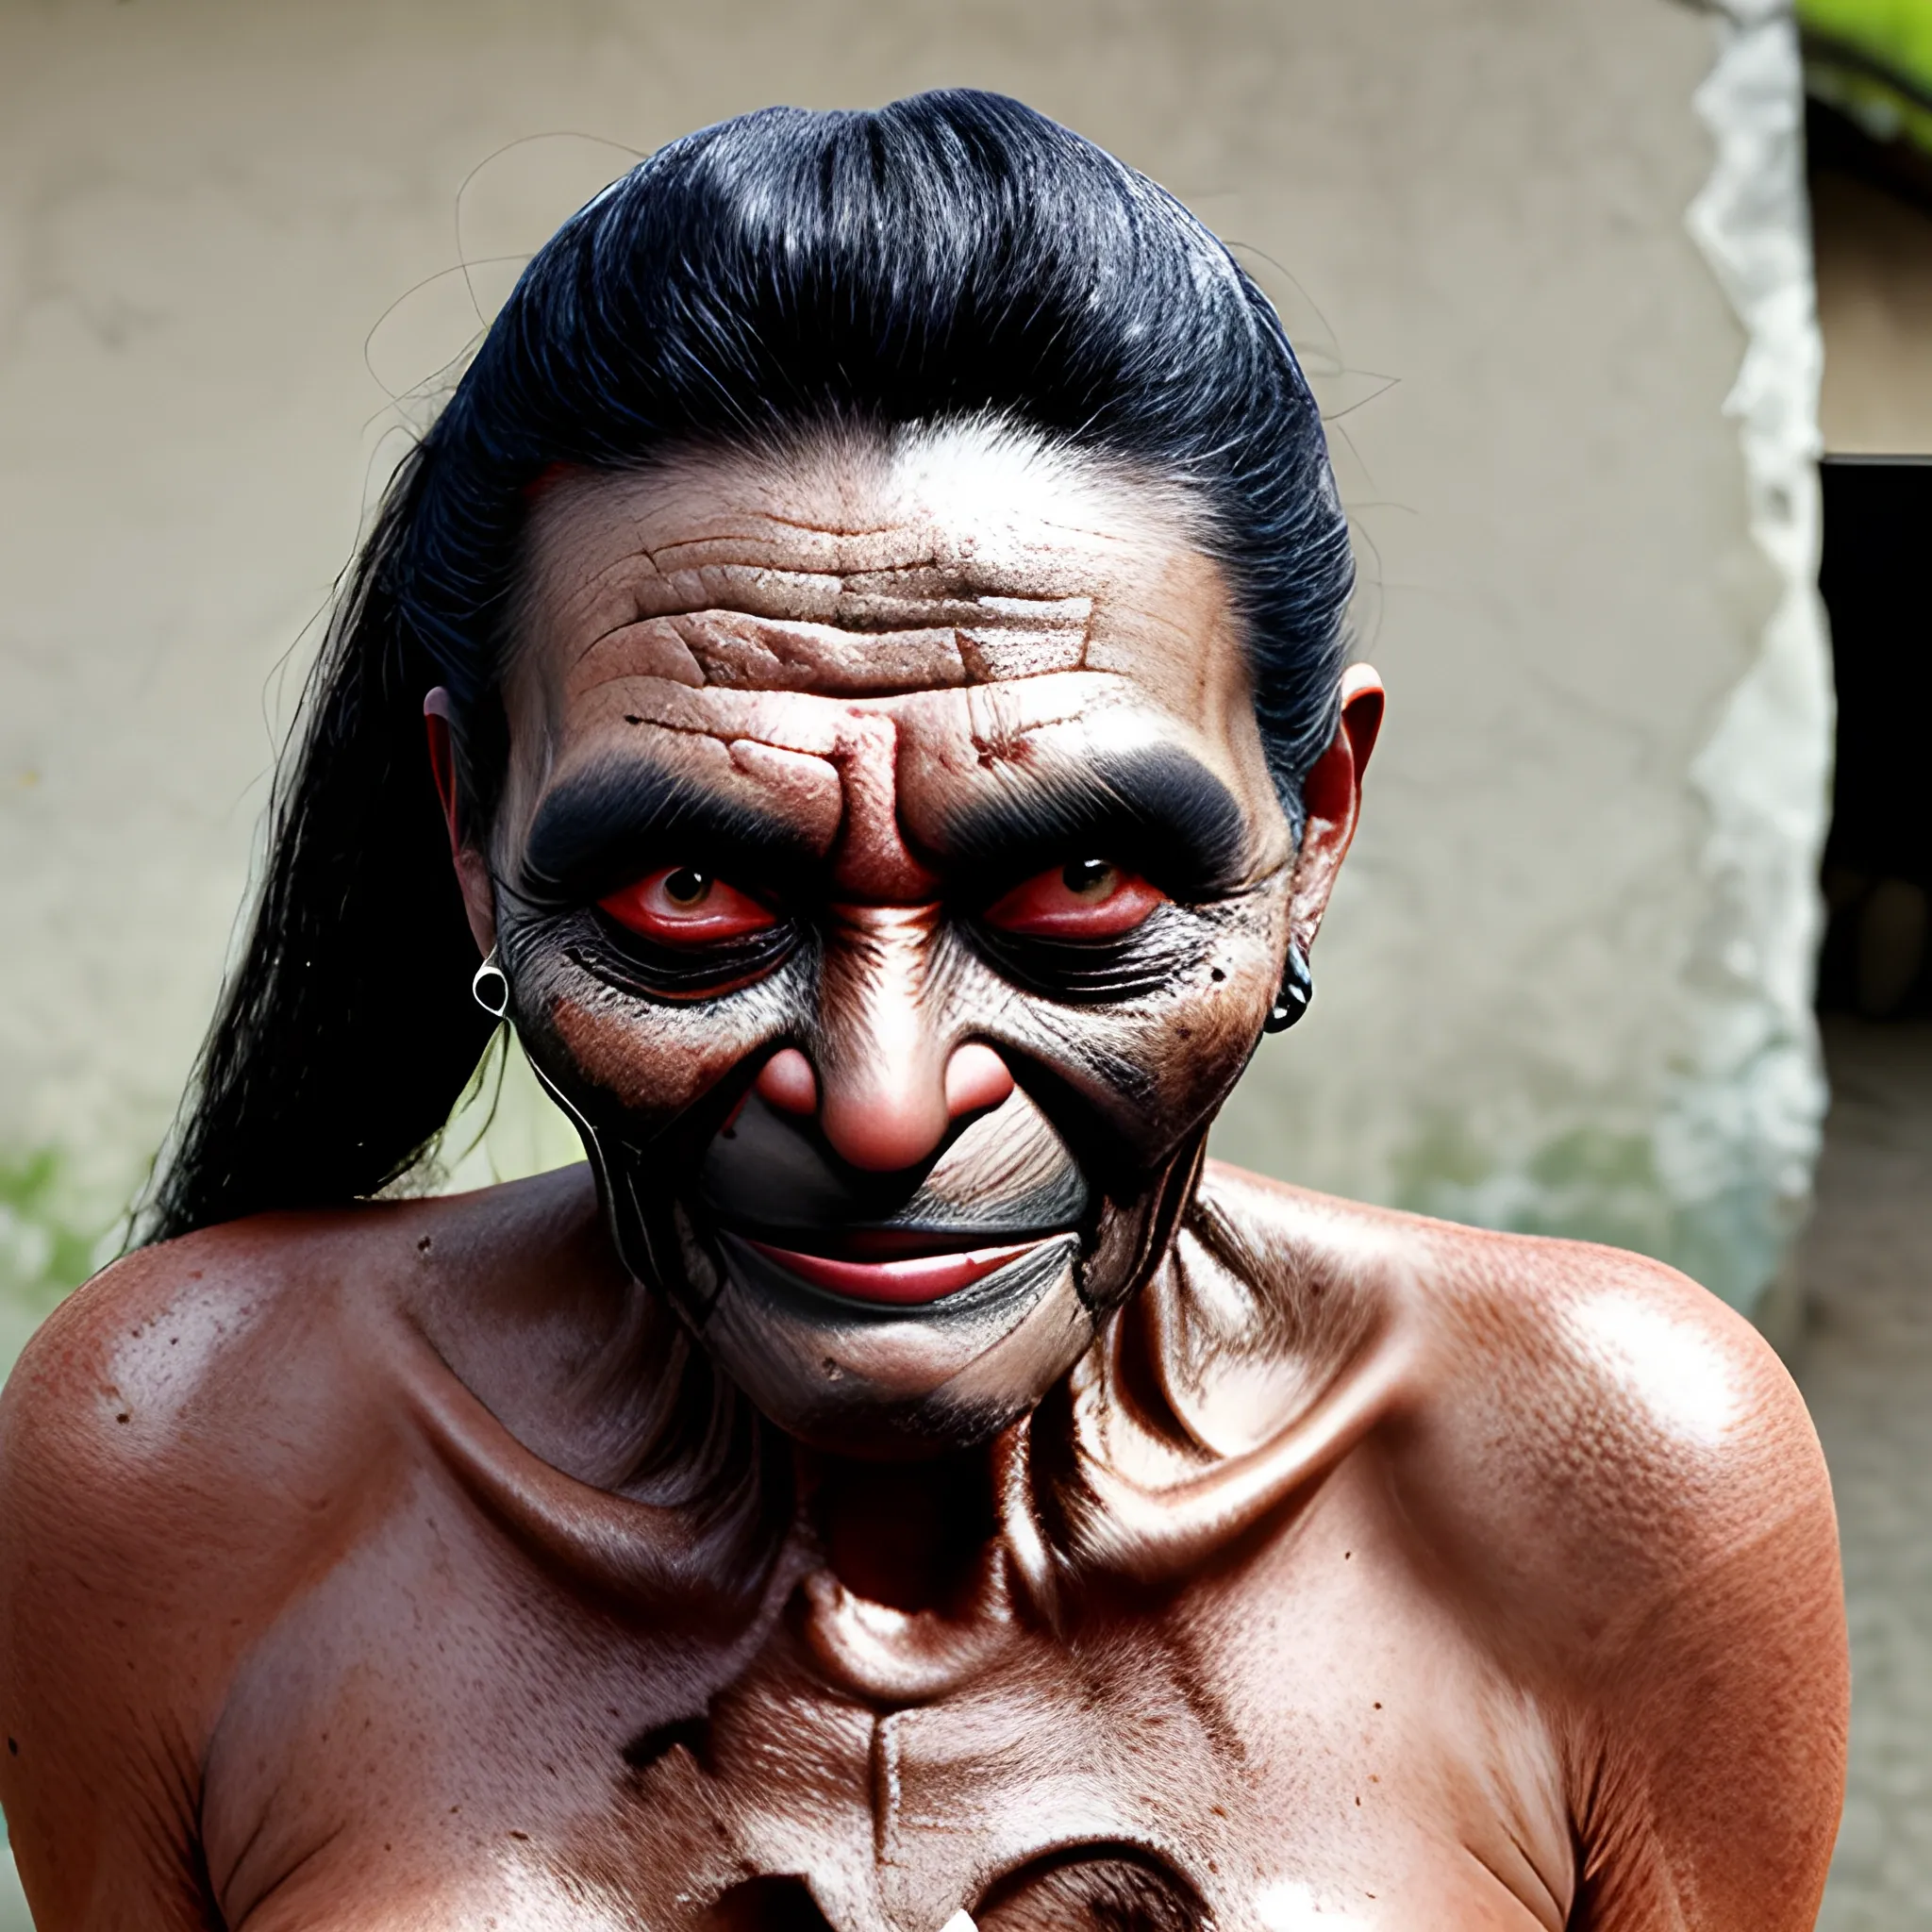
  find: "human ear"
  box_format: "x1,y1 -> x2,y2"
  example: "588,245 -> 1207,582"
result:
1286,664 -> 1385,953
424,688 -> 497,958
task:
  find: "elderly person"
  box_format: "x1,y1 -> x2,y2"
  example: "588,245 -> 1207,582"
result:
0,91 -> 1843,1932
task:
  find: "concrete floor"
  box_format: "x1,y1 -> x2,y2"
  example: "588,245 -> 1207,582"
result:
1802,1018 -> 1932,1928
2,1024 -> 1924,1926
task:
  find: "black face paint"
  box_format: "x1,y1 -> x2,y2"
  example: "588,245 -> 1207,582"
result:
566,907 -> 806,1003
964,902 -> 1214,1005
937,742 -> 1251,902
519,757 -> 823,906
491,728 -> 1290,1457
493,884 -> 1257,1456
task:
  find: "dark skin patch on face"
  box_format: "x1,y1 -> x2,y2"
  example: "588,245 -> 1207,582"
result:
937,741 -> 1250,902
519,756 -> 825,905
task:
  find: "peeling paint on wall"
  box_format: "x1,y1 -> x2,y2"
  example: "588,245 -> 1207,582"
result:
1218,2 -> 1834,1328
0,0 -> 1824,1378
1664,0 -> 1833,1314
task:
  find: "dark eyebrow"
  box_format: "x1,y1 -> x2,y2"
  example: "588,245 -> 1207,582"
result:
519,757 -> 823,902
939,742 -> 1251,895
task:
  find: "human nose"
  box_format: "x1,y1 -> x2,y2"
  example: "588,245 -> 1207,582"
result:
752,908 -> 1014,1172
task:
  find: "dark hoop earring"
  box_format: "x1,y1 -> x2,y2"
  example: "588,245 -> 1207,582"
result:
1263,941 -> 1312,1033
472,947 -> 510,1021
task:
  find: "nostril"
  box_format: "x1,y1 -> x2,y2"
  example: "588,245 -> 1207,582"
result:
755,1048 -> 819,1117
945,1043 -> 1014,1121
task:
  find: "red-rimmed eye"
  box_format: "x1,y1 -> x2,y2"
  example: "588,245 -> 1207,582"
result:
597,866 -> 777,945
982,858 -> 1167,939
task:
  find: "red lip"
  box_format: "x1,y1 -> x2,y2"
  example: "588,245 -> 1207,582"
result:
742,1238 -> 1043,1306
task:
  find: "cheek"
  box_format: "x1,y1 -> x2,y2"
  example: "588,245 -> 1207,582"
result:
550,1001 -> 746,1118
511,941 -> 798,1122
983,904 -> 1287,1154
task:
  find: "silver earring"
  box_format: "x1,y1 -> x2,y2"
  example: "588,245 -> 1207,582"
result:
472,947 -> 510,1020
1263,941 -> 1312,1033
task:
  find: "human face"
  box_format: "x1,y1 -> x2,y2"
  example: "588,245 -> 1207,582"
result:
452,425 -> 1349,1456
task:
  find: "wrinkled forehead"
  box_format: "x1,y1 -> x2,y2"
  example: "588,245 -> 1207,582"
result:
496,423 -> 1284,877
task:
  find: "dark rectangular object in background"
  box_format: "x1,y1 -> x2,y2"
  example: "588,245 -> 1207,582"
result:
1817,456 -> 1932,1016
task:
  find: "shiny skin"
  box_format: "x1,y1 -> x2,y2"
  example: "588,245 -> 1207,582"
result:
0,429 -> 1845,1929
473,428 -> 1333,1453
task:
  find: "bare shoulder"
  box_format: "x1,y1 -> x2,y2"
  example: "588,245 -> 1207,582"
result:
1197,1155 -> 1833,1613
0,1171 -> 600,1709
0,1202 -> 410,1666
0,1172 -> 608,1921
1199,1157 -> 1846,1924
1381,1193 -> 1836,1652
0,1166 -> 602,1545
6,1205 -> 385,1471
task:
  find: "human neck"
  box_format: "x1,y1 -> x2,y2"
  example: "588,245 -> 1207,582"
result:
803,1441 -> 1003,1614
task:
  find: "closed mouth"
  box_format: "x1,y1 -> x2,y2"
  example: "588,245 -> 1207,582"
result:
738,1236 -> 1052,1306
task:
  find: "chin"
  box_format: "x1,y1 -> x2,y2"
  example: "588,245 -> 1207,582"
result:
696,1227 -> 1092,1456
676,1087 -> 1098,1455
528,1042 -> 1197,1457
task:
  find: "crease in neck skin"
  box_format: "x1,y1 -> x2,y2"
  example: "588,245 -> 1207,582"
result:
390,1171 -> 1402,1656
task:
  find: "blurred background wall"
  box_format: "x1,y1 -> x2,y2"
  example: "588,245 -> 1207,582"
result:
0,0 -> 1861,1924
0,0 -> 1825,1347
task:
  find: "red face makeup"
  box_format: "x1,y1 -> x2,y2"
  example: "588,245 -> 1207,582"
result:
982,859 -> 1168,939
599,867 -> 779,944
482,432 -> 1300,1451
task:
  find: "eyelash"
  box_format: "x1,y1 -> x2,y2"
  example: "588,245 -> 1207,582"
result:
574,905 -> 802,1002
561,855 -> 1189,1005
962,908 -> 1191,1005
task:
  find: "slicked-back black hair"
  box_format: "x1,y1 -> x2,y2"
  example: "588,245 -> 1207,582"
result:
143,89 -> 1353,1242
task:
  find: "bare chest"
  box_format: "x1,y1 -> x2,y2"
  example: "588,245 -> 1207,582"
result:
202,1469 -> 1572,1932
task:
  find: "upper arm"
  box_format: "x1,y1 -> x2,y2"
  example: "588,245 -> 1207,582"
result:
1569,1439 -> 1845,1930
1396,1241 -> 1847,1931
0,1231 -> 395,1929
1566,1310 -> 1846,1931
0,1260 -> 227,1926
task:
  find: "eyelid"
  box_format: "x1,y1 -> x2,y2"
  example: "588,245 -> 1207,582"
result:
936,748 -> 1250,898
572,913 -> 801,1004
598,866 -> 781,945
943,827 -> 1228,912
979,861 -> 1168,939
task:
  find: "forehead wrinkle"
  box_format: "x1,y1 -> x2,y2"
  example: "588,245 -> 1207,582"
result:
588,568 -> 1098,634
541,469 -> 1174,595
568,664 -> 1140,736
522,474 -> 1198,682
552,553 -> 1107,689
509,437 -> 1260,834
560,675 -> 854,759
524,541 -> 675,676
566,610 -> 1115,716
636,514 -> 1128,572
645,515 -> 913,566
624,529 -> 1108,604
585,490 -> 927,577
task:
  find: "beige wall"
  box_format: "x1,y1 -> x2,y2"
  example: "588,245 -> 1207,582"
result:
0,0 -> 1824,1358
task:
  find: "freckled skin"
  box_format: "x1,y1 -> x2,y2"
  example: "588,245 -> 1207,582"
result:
0,430 -> 1845,1930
